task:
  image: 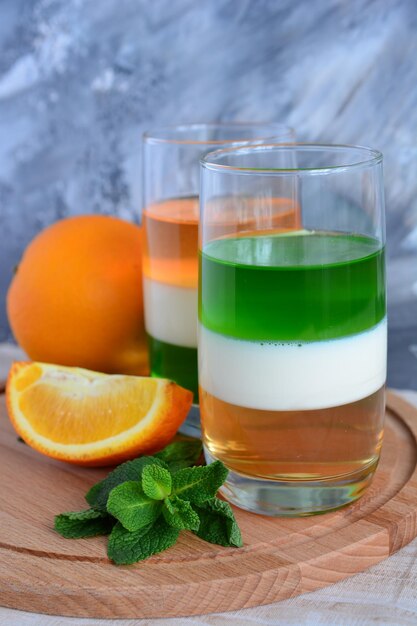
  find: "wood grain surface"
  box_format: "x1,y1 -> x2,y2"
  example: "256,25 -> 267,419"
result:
0,391 -> 416,619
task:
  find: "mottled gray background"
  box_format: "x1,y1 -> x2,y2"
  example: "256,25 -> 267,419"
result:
0,0 -> 416,387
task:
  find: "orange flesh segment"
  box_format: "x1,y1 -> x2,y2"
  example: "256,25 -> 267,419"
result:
6,362 -> 193,466
18,371 -> 158,444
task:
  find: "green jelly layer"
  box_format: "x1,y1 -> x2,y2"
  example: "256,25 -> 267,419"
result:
199,230 -> 385,341
148,334 -> 198,403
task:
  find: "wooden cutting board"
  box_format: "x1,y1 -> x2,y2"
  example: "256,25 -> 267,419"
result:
0,391 -> 417,619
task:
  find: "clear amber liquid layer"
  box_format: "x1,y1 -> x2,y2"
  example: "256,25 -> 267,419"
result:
200,387 -> 385,481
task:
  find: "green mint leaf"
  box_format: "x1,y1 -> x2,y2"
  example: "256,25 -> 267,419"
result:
164,460 -> 194,473
142,464 -> 172,500
107,519 -> 179,565
107,481 -> 162,532
163,495 -> 200,531
192,497 -> 243,548
155,440 -> 203,467
86,456 -> 168,511
54,509 -> 114,539
171,461 -> 228,504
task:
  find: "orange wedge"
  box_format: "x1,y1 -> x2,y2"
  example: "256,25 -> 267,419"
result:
6,362 -> 193,466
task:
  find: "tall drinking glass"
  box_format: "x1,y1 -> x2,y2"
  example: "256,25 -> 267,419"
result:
142,123 -> 295,434
199,144 -> 386,516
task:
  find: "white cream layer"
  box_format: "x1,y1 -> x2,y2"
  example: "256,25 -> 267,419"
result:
143,277 -> 198,348
198,319 -> 387,411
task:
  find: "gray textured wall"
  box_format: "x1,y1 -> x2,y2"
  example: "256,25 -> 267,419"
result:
0,0 -> 416,386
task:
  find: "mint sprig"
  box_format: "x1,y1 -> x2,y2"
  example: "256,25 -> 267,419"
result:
108,519 -> 179,565
85,456 -> 168,511
192,498 -> 243,547
142,464 -> 172,500
54,508 -> 115,538
163,495 -> 200,531
154,439 -> 203,472
107,481 -> 162,532
55,439 -> 242,564
171,461 -> 228,504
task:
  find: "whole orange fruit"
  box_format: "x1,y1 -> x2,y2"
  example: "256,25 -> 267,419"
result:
7,215 -> 149,375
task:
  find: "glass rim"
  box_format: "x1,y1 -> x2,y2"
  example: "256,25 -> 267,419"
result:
143,122 -> 295,145
200,143 -> 383,175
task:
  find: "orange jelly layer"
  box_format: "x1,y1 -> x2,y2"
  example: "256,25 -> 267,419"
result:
143,198 -> 199,288
142,197 -> 301,289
